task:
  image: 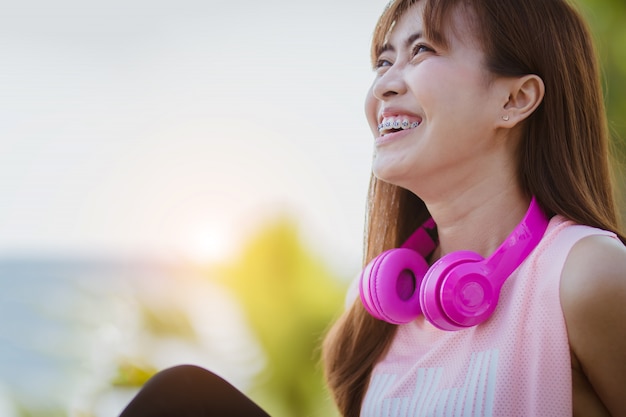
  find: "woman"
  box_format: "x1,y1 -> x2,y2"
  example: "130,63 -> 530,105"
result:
322,0 -> 626,416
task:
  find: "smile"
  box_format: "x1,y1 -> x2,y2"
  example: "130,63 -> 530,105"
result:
378,116 -> 422,136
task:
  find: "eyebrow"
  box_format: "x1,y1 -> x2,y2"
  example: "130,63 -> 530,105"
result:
378,31 -> 424,56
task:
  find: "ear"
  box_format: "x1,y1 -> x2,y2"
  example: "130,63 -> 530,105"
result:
498,74 -> 545,127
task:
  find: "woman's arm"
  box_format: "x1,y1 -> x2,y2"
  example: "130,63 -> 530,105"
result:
561,234 -> 626,417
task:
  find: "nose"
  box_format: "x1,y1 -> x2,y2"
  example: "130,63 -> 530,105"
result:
372,65 -> 407,101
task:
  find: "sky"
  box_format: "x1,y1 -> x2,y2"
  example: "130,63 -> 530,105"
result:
0,0 -> 389,275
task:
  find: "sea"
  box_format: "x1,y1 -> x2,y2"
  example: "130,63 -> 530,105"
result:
0,256 -> 264,417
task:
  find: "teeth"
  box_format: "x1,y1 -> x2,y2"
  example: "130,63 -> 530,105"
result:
378,117 -> 421,134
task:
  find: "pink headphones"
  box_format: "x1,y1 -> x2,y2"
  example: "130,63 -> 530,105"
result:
359,197 -> 549,330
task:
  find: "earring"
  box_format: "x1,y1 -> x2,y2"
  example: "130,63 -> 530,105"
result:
502,115 -> 510,121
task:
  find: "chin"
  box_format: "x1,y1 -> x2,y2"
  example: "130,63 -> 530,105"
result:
372,165 -> 408,188
372,160 -> 428,197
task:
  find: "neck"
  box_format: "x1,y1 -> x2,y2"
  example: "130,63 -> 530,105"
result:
426,187 -> 530,260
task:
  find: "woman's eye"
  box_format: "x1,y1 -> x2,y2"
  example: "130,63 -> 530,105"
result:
412,43 -> 433,57
374,59 -> 393,69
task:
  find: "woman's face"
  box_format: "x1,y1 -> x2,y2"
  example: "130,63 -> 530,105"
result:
365,1 -> 511,199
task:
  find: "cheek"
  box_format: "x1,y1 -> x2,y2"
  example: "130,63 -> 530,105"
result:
364,85 -> 380,134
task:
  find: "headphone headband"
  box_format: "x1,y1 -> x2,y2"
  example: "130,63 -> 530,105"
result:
481,197 -> 548,284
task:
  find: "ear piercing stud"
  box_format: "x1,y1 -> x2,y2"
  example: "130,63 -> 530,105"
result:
502,115 -> 510,121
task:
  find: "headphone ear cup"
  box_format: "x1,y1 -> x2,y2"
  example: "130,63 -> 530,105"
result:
359,248 -> 430,324
420,251 -> 486,331
438,261 -> 502,328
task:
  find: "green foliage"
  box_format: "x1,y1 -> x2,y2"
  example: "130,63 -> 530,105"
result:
577,0 -> 626,141
95,215 -> 346,416
576,0 -> 626,218
218,216 -> 346,417
112,361 -> 159,388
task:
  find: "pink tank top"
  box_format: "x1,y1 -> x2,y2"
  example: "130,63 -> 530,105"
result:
360,216 -> 617,417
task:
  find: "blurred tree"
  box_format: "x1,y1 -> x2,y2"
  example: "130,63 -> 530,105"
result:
218,216 -> 346,417
577,0 -> 626,214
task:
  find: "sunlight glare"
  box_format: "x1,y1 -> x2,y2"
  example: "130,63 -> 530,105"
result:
184,224 -> 235,265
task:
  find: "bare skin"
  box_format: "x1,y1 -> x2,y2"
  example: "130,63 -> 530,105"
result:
561,234 -> 626,416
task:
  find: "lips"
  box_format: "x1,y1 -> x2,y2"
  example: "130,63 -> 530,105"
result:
378,115 -> 422,136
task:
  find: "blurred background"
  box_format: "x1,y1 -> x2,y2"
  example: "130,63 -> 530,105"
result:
0,0 -> 624,416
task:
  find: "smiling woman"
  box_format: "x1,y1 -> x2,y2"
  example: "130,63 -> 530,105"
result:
323,0 -> 626,416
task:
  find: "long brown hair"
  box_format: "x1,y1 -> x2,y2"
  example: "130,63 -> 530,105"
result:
322,0 -> 625,415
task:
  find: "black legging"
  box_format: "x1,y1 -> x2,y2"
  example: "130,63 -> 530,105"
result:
118,365 -> 271,417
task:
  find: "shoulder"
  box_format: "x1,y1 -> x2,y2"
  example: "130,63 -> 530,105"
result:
560,234 -> 626,340
560,233 -> 626,416
561,233 -> 626,299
